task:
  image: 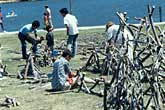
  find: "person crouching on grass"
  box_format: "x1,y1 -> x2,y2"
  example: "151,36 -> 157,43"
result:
18,20 -> 40,59
46,25 -> 54,51
51,49 -> 96,91
51,49 -> 77,91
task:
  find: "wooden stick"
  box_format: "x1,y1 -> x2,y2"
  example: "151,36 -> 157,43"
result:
45,90 -> 75,95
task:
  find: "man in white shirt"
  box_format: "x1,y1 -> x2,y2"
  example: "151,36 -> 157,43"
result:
59,8 -> 79,56
105,21 -> 133,61
44,5 -> 53,27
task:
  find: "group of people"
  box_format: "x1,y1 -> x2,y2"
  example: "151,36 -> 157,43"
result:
18,7 -> 79,58
15,5 -> 133,92
18,7 -> 80,91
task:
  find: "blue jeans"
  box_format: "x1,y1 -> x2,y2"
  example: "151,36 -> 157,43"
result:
67,34 -> 78,56
18,32 -> 38,58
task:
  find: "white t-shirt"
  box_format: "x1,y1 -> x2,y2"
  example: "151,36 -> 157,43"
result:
64,14 -> 79,35
107,25 -> 121,43
46,8 -> 51,18
107,24 -> 134,61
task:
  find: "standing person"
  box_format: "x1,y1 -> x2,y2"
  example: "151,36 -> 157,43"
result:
59,8 -> 79,56
43,13 -> 49,29
0,7 -> 5,32
46,25 -> 54,51
105,21 -> 134,61
44,5 -> 53,27
18,20 -> 40,59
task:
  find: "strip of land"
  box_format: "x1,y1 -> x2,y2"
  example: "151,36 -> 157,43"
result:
0,0 -> 18,3
0,22 -> 164,36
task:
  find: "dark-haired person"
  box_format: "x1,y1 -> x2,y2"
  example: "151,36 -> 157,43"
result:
51,49 -> 76,91
46,25 -> 54,51
44,5 -> 53,28
0,7 -> 5,32
18,20 -> 40,59
59,8 -> 79,56
51,49 -> 96,91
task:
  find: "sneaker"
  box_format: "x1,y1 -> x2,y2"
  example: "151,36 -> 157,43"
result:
22,56 -> 27,59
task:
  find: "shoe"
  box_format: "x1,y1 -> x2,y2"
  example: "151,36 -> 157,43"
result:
22,57 -> 27,59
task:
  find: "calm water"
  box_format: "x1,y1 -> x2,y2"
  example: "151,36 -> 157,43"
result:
0,0 -> 165,31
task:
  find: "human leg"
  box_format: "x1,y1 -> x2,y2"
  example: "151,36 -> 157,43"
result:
62,82 -> 71,90
72,34 -> 78,56
67,35 -> 74,52
18,33 -> 27,58
25,36 -> 38,54
0,23 -> 4,31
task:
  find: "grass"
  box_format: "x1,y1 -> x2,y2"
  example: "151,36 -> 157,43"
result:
0,29 -> 105,110
0,23 -> 165,110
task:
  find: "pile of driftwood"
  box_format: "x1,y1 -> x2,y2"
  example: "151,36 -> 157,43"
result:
0,96 -> 20,108
79,5 -> 165,110
103,6 -> 165,110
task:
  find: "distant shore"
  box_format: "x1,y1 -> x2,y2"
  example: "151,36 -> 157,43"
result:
0,0 -> 36,4
0,0 -> 18,3
0,22 -> 164,36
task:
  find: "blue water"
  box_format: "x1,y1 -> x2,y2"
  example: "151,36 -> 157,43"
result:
0,0 -> 165,31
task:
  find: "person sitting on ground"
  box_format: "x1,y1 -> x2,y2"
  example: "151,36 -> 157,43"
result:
51,49 -> 95,91
51,49 -> 78,91
46,25 -> 54,51
18,20 -> 41,59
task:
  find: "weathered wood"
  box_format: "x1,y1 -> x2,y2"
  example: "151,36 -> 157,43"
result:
45,90 -> 75,95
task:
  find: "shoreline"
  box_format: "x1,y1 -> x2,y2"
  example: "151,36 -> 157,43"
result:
0,0 -> 36,4
0,22 -> 164,36
0,25 -> 106,36
0,0 -> 18,4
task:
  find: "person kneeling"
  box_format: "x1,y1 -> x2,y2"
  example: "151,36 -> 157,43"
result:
51,49 -> 77,91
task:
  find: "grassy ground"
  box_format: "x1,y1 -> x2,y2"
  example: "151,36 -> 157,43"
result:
0,24 -> 165,110
0,29 -> 105,110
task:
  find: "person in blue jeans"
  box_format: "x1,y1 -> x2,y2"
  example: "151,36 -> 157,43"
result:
18,20 -> 40,59
59,8 -> 79,56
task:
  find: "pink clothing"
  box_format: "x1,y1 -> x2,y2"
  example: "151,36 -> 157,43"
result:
0,13 -> 2,23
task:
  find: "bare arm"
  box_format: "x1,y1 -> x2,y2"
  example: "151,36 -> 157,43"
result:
65,24 -> 69,35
